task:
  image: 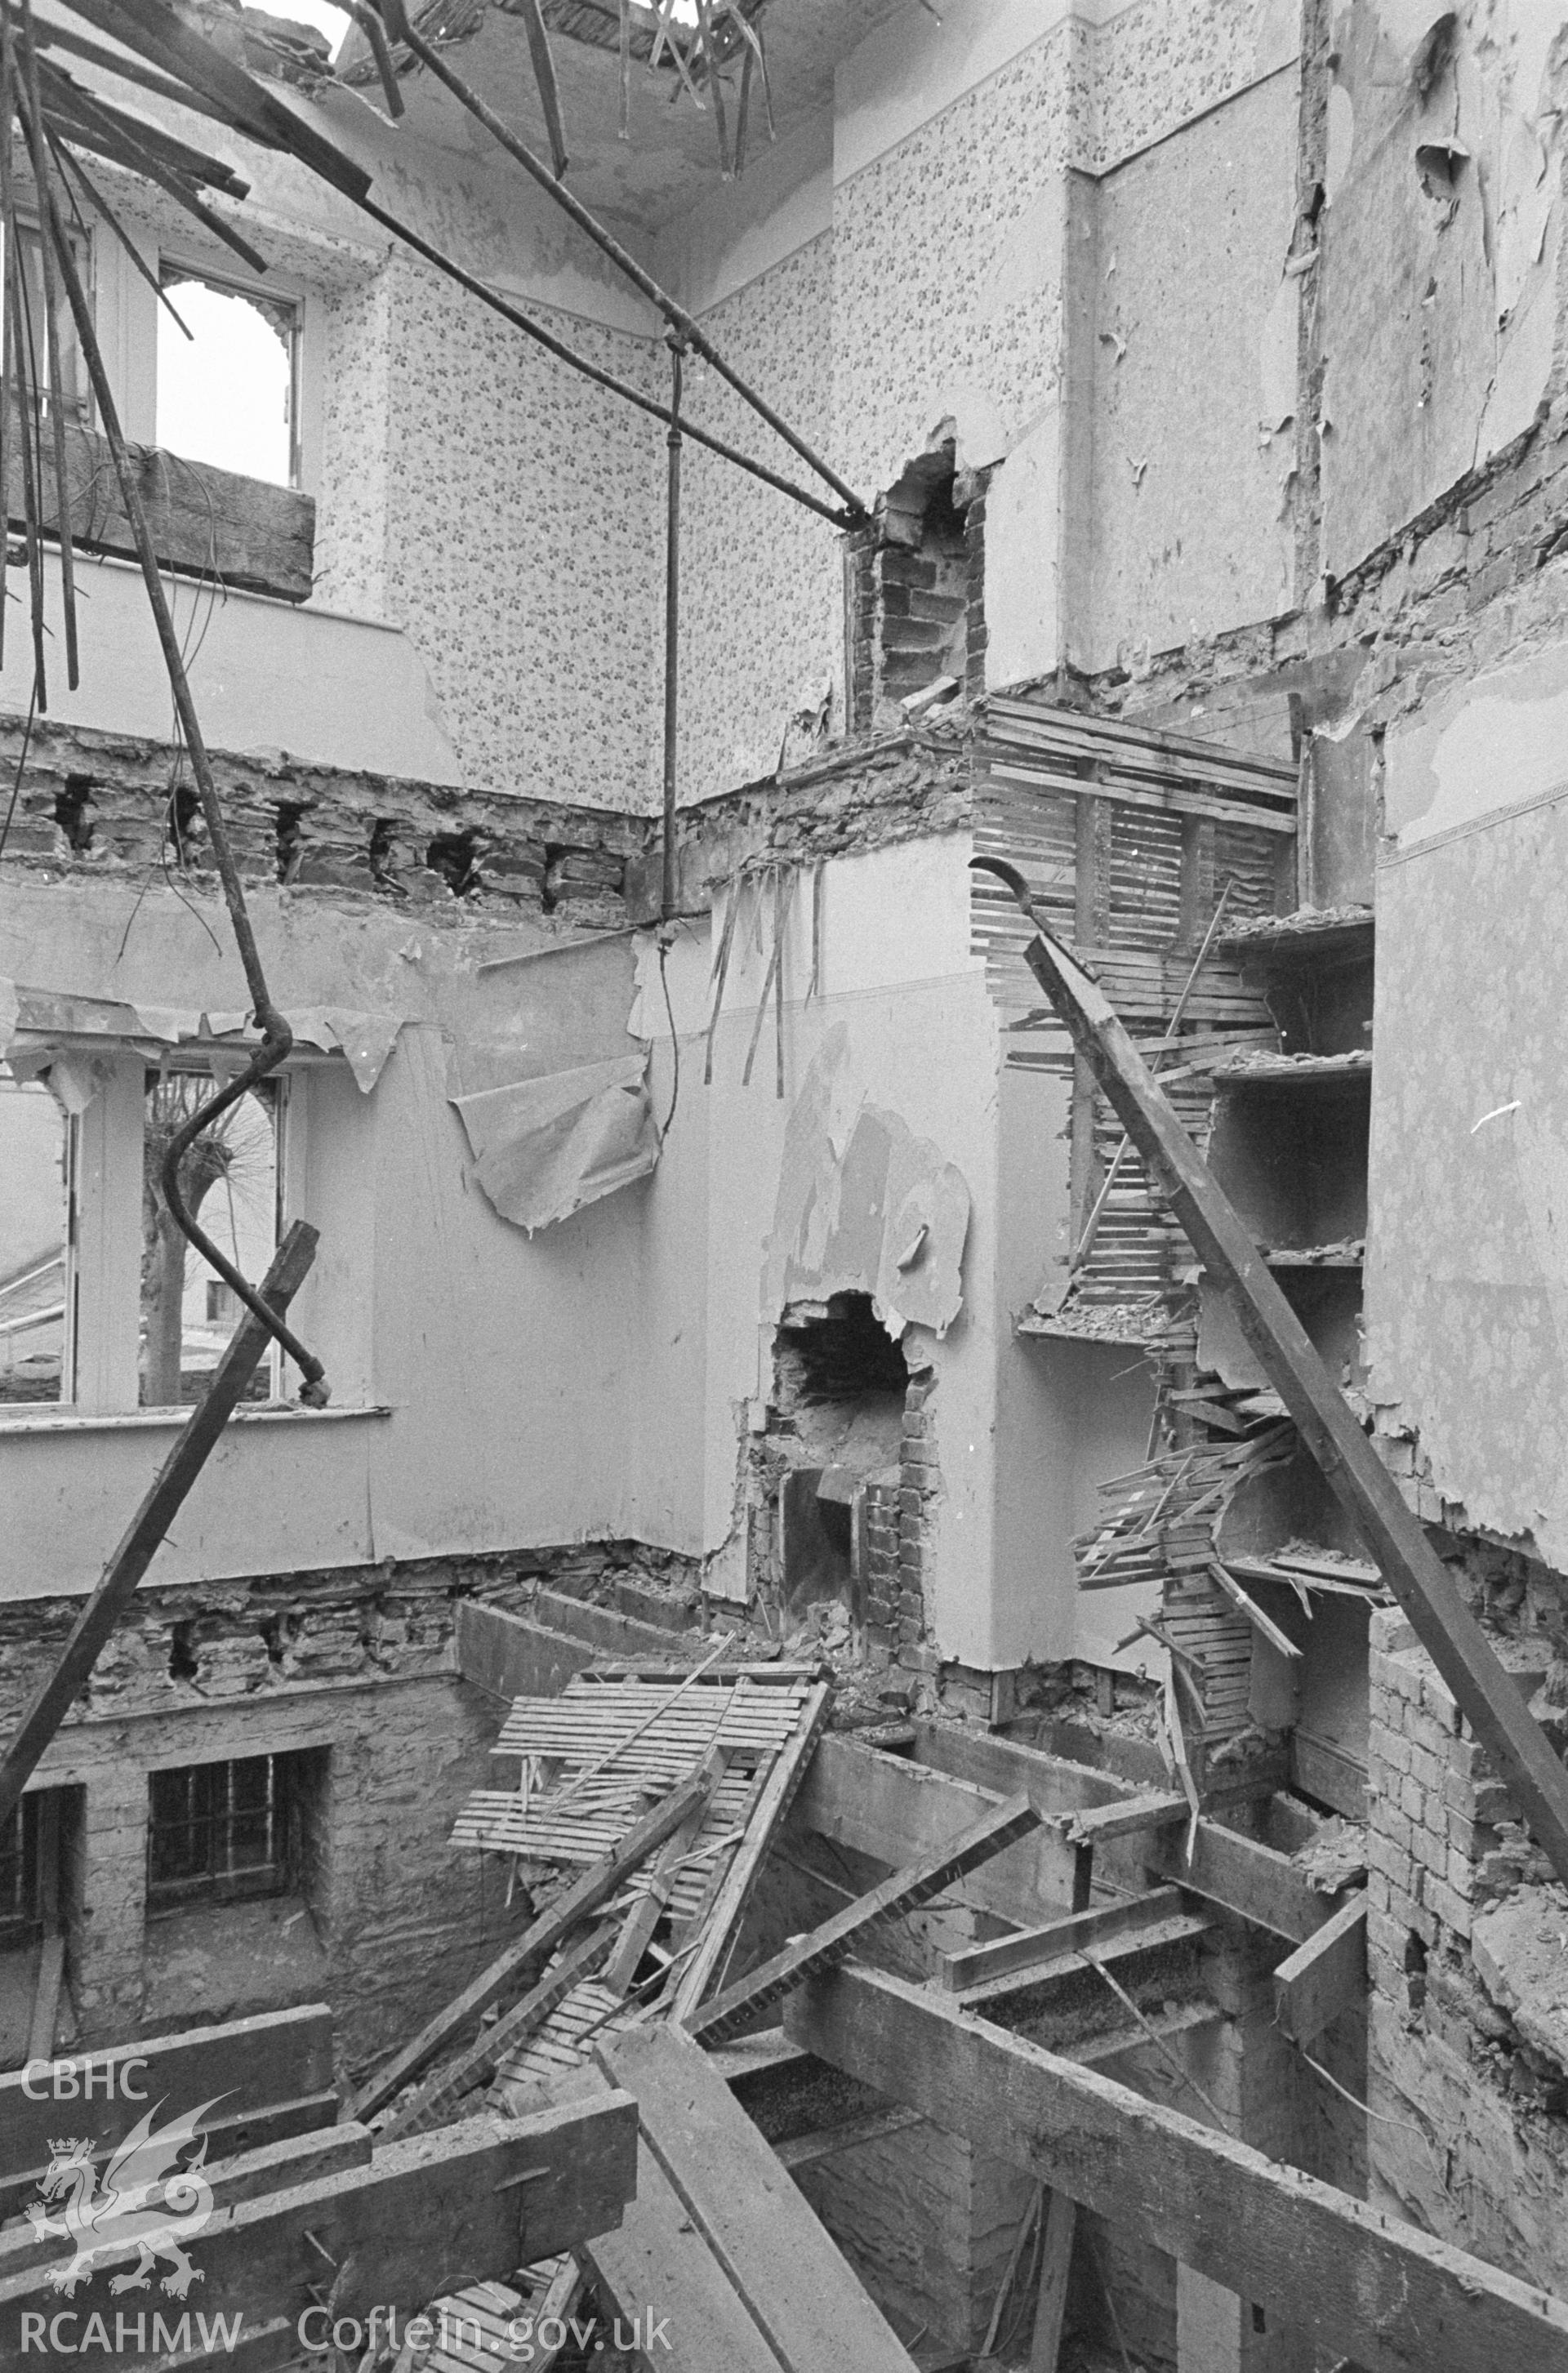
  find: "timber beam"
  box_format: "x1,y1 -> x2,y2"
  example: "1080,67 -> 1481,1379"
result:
786,1962 -> 1568,2373
800,1733 -> 1346,1944
0,2095 -> 638,2347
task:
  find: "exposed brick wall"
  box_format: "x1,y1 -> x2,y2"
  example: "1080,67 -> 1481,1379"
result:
1365,1604 -> 1568,2287
963,471 -> 991,701
862,1368 -> 940,1692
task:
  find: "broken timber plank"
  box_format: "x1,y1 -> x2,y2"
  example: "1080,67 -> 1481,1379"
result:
0,2096 -> 638,2340
688,1791 -> 1041,2044
353,1762 -> 721,2122
0,1224 -> 319,1831
977,855 -> 1568,1890
787,1962 -> 1568,2373
668,1677 -> 831,2022
0,2003 -> 336,2204
1272,1891 -> 1367,2046
595,2025 -> 920,2372
379,1919 -> 620,2139
604,1757 -> 722,1997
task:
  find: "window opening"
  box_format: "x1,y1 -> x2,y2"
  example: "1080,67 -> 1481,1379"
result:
0,216 -> 90,423
155,266 -> 301,488
140,1066 -> 283,1408
147,1752 -> 301,1910
0,1792 -> 40,1946
0,1072 -> 76,1405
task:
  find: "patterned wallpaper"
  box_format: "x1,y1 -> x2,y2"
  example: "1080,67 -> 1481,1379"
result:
675,233 -> 842,808
1092,0 -> 1299,172
831,20 -> 1086,506
317,249 -> 664,812
306,0 -> 1296,815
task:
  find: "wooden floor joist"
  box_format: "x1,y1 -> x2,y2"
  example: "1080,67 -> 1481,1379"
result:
801,1732 -> 1347,1945
687,1790 -> 1040,2044
1272,1891 -> 1367,2045
787,1962 -> 1568,2373
0,2094 -> 639,2341
0,2003 -> 337,2217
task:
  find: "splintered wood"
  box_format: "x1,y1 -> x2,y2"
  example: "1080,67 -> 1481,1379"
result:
452,1670 -> 813,1868
1076,1426 -> 1296,1747
387,1667 -> 834,2139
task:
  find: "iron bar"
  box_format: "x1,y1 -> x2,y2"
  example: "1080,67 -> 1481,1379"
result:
353,191 -> 852,528
662,331 -> 683,920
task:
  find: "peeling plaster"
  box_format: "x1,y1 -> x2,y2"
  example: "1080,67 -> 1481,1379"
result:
1322,0 -> 1568,577
765,1021 -> 972,1338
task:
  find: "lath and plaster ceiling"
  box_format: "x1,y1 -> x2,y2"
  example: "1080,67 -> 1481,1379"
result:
344,0 -> 902,227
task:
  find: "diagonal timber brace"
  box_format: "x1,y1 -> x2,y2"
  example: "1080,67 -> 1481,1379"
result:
973,855 -> 1568,1891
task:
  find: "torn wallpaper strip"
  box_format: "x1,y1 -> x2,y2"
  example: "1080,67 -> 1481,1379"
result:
448,1050 -> 660,1232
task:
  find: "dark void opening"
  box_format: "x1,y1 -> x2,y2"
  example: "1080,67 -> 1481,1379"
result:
772,1293 -> 908,1618
875,443 -> 971,725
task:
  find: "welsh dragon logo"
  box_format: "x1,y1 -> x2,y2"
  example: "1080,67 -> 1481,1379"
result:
25,2099 -> 222,2298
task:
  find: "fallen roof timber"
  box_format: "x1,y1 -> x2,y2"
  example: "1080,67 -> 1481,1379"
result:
353,1765 -> 719,2122
0,2095 -> 639,2353
786,1965 -> 1568,2373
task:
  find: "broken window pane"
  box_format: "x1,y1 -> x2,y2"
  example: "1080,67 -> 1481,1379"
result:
140,1069 -> 283,1408
156,269 -> 300,488
0,1074 -> 74,1405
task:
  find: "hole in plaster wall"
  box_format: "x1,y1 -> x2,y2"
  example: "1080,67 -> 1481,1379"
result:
167,1622 -> 199,1683
53,775 -> 95,853
872,443 -> 971,726
275,802 -> 305,884
368,819 -> 397,889
1405,1929 -> 1429,2014
165,784 -> 202,868
766,1293 -> 911,1620
1410,12 -> 1457,105
157,270 -> 301,489
426,831 -> 479,897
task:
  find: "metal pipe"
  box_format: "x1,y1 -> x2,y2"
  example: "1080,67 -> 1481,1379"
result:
661,331 -> 683,921
371,2 -> 869,523
354,192 -> 853,529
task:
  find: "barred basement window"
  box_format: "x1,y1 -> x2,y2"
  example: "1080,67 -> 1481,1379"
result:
0,1792 -> 40,1945
147,1753 -> 301,1911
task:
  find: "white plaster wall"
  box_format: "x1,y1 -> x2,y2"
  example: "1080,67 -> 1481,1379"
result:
0,551 -> 463,785
0,880 -> 655,1600
629,835 -> 1009,1663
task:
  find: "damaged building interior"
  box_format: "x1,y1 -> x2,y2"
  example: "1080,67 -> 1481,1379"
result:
5,0 -> 1568,2364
